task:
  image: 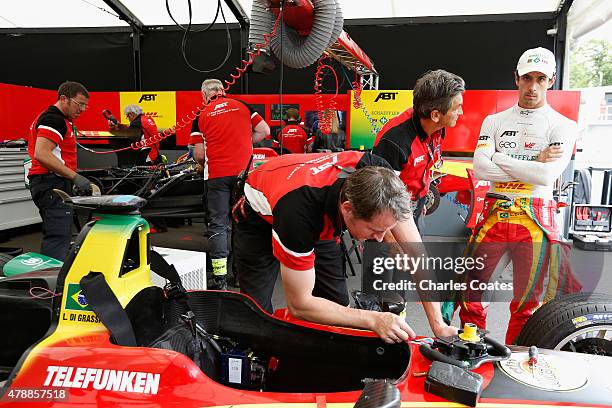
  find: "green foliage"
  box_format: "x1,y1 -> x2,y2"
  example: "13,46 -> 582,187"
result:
570,39 -> 612,88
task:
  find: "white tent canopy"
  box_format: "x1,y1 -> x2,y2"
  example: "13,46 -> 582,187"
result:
1,0 -> 565,29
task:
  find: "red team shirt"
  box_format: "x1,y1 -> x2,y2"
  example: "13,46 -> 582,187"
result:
372,108 -> 443,201
277,124 -> 311,154
28,106 -> 77,176
243,151 -> 389,271
189,96 -> 264,179
131,114 -> 160,161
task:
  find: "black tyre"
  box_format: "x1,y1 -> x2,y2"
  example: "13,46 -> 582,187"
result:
515,293 -> 612,356
0,253 -> 14,277
424,185 -> 441,215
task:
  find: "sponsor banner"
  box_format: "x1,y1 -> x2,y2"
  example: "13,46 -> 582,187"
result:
349,90 -> 412,149
119,91 -> 176,129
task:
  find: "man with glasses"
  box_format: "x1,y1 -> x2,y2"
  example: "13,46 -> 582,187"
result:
27,81 -> 93,261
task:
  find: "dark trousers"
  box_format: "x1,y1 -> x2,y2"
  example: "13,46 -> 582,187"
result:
206,176 -> 236,261
29,174 -> 73,262
413,196 -> 427,232
234,204 -> 349,313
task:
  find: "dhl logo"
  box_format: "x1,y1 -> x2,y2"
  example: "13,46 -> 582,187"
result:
496,182 -> 527,190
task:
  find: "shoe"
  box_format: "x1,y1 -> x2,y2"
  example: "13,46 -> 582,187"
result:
211,275 -> 228,291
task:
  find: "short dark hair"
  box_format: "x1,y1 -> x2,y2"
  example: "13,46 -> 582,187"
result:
413,70 -> 465,119
57,81 -> 89,100
285,108 -> 300,121
341,166 -> 412,222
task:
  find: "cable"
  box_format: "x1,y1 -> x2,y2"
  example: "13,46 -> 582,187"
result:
166,0 -> 220,33
78,0 -> 119,19
178,0 -> 233,73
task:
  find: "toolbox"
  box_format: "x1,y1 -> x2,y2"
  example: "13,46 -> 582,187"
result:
571,204 -> 612,251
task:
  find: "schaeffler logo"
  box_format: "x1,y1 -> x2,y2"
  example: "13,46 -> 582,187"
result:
44,366 -> 160,395
501,130 -> 518,138
374,92 -> 398,102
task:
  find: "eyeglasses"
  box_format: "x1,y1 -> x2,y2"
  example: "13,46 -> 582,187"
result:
68,97 -> 89,110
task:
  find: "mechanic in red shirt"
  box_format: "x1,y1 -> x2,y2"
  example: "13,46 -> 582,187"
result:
109,104 -> 161,164
233,151 -> 458,343
372,70 -> 465,229
27,81 -> 93,261
190,79 -> 270,289
276,108 -> 312,154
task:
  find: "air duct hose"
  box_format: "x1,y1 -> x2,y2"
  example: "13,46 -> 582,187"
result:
248,0 -> 343,69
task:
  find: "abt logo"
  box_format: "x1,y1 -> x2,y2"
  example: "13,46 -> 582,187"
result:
413,155 -> 426,165
310,155 -> 338,175
139,94 -> 157,103
500,130 -> 518,138
374,92 -> 398,102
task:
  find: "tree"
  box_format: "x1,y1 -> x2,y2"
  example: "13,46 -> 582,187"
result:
570,39 -> 612,88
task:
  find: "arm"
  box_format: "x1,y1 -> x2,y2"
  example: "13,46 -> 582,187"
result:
473,118 -> 515,182
280,264 -> 416,343
390,219 -> 458,337
252,119 -> 269,144
192,142 -> 206,166
34,138 -> 78,180
492,121 -> 577,186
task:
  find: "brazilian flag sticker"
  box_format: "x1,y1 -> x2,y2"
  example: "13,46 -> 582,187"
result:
65,283 -> 92,312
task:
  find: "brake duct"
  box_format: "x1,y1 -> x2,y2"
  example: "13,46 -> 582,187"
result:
249,0 -> 343,69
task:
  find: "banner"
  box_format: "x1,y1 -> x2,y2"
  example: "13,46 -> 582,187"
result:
119,91 -> 177,129
349,90 -> 412,149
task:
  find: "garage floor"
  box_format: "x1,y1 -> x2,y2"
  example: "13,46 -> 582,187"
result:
2,221 -> 611,343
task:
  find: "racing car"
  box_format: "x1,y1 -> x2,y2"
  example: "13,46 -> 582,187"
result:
0,194 -> 610,407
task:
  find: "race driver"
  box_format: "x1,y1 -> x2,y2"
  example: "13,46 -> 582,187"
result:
372,69 -> 465,228
460,47 -> 580,344
233,151 -> 458,343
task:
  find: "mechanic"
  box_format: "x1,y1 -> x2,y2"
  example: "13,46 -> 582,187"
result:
190,79 -> 270,290
372,70 -> 465,228
275,108 -> 312,154
460,47 -> 580,344
233,151 -> 458,343
27,81 -> 93,262
109,104 -> 161,164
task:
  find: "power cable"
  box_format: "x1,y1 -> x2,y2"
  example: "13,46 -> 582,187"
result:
166,0 -> 233,73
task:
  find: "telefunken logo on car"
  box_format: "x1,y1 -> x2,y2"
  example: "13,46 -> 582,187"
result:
138,94 -> 157,103
500,130 -> 518,137
374,92 -> 398,102
499,141 -> 517,148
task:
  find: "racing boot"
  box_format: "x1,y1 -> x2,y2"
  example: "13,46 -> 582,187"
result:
211,258 -> 228,291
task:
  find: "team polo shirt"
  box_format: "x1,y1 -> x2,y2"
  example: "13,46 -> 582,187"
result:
244,151 -> 390,271
189,97 -> 264,179
278,124 -> 311,153
372,108 -> 444,201
131,114 -> 160,161
28,105 -> 77,176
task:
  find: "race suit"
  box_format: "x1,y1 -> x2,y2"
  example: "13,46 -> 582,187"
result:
460,103 -> 580,344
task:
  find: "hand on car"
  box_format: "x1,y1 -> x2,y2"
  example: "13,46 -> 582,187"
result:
372,312 -> 416,344
536,146 -> 563,163
432,322 -> 459,338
